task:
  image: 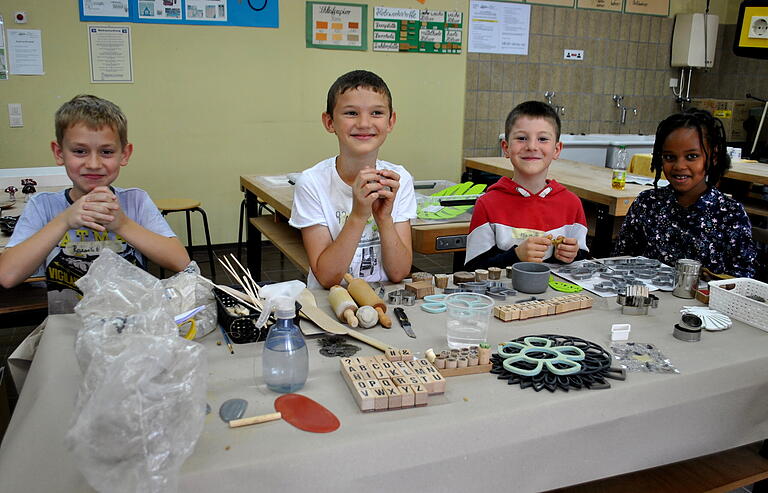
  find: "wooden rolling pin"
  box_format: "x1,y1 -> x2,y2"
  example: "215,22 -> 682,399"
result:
328,285 -> 359,327
343,273 -> 392,328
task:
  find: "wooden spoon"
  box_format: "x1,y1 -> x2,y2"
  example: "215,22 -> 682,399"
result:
297,289 -> 391,352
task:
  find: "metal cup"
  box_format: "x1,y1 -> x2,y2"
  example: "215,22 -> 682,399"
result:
672,259 -> 701,299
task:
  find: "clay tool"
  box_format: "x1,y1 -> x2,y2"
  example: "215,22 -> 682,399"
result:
229,394 -> 340,433
297,289 -> 390,351
328,285 -> 360,327
343,273 -> 392,328
393,307 -> 416,338
219,325 -> 234,354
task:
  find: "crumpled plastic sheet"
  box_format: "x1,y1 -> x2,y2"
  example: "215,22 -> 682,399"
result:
66,249 -> 207,493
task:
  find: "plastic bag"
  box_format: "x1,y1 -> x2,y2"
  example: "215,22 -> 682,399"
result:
66,249 -> 207,493
161,262 -> 217,339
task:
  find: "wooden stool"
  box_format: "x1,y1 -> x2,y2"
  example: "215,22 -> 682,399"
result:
154,198 -> 216,282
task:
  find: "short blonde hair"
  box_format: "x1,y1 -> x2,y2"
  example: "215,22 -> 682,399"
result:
55,95 -> 128,148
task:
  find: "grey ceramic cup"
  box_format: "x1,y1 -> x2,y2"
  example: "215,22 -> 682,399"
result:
512,262 -> 551,294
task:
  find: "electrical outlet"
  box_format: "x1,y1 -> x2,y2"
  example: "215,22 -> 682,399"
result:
436,235 -> 467,250
749,16 -> 768,39
669,78 -> 679,88
563,49 -> 584,60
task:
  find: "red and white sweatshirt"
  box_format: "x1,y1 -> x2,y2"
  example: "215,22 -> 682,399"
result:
465,177 -> 589,268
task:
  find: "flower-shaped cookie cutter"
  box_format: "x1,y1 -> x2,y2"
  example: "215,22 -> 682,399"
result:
498,336 -> 585,376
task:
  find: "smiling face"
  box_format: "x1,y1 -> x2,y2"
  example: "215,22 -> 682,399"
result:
502,116 -> 562,185
661,127 -> 709,206
52,122 -> 132,201
322,87 -> 395,161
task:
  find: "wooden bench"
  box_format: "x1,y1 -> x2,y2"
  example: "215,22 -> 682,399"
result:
250,215 -> 309,277
547,442 -> 768,493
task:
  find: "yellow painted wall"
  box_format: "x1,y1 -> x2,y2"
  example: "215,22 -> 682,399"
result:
0,0 -> 468,244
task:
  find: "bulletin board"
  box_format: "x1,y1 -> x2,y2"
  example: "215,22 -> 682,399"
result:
372,7 -> 463,54
78,0 -> 279,28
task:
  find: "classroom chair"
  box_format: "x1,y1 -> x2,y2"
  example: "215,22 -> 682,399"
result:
154,198 -> 216,282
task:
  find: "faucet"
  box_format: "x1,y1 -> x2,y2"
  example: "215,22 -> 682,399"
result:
544,91 -> 565,116
613,95 -> 637,125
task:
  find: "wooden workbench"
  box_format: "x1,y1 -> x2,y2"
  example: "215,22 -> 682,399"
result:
239,175 -> 471,280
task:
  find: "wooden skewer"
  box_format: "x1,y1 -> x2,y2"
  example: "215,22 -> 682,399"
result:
216,255 -> 241,284
196,276 -> 262,311
230,254 -> 261,296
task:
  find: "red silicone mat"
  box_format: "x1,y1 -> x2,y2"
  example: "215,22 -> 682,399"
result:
274,394 -> 340,433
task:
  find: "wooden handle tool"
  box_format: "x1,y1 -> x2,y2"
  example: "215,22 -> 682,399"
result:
328,285 -> 359,327
297,289 -> 391,351
343,273 -> 391,328
229,412 -> 282,428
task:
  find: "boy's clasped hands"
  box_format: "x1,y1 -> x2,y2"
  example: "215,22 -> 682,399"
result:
67,186 -> 125,232
515,235 -> 580,263
350,167 -> 400,222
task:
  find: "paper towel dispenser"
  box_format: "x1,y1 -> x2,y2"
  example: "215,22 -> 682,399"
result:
671,13 -> 719,68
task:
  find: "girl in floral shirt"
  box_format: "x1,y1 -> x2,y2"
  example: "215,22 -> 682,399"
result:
613,109 -> 756,277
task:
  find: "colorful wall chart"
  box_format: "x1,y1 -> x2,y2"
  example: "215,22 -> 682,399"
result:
306,2 -> 367,50
78,0 -> 278,28
373,7 -> 463,54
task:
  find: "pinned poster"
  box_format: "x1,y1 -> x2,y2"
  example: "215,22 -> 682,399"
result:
0,16 -> 7,80
373,7 -> 462,54
306,2 -> 367,50
88,25 -> 133,83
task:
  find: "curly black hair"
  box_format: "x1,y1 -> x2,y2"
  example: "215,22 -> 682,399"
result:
650,108 -> 731,189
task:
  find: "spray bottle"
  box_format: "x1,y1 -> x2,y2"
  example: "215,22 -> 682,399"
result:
255,280 -> 308,393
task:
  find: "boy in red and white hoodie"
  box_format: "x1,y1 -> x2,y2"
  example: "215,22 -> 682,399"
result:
465,101 -> 588,270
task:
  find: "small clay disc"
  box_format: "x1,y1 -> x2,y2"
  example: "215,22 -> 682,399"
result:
219,398 -> 248,423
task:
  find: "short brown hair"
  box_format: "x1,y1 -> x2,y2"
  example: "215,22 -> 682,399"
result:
326,70 -> 392,116
504,100 -> 561,142
55,95 -> 128,148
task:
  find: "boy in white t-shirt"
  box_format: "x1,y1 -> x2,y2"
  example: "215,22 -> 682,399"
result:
289,70 -> 416,289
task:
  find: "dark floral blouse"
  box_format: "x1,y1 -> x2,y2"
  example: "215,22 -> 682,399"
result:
612,186 -> 756,278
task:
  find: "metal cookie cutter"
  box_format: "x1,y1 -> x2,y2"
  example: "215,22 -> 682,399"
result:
616,285 -> 659,315
387,289 -> 403,305
459,281 -> 489,294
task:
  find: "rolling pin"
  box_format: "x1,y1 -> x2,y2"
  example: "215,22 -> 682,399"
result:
343,273 -> 392,328
328,285 -> 359,327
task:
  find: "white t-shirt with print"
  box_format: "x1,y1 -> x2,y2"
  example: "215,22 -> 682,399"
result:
289,157 -> 417,289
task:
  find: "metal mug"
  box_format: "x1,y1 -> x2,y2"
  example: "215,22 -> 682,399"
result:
672,259 -> 701,299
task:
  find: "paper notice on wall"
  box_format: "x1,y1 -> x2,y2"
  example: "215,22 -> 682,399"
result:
0,15 -> 7,80
186,0 -> 227,22
83,0 -> 129,17
373,7 -> 463,54
468,0 -> 530,55
7,29 -> 44,75
138,0 -> 182,19
307,2 -> 367,50
88,25 -> 133,83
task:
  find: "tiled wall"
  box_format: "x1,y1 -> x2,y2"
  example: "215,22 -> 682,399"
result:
693,24 -> 768,101
464,6 -> 681,157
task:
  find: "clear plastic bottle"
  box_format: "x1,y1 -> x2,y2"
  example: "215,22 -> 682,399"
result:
612,146 -> 628,190
256,280 -> 308,393
262,316 -> 308,393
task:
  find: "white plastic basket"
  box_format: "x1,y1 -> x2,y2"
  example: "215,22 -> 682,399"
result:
708,278 -> 768,332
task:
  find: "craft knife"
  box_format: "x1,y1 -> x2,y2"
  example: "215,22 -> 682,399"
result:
393,307 -> 416,338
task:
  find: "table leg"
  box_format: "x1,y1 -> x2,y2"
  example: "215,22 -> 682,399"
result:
593,204 -> 614,258
755,440 -> 768,493
452,250 -> 466,271
245,191 -> 262,280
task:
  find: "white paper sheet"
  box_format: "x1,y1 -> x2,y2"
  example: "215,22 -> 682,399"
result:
82,0 -> 129,17
468,1 -> 530,55
7,29 -> 43,75
88,25 -> 133,83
